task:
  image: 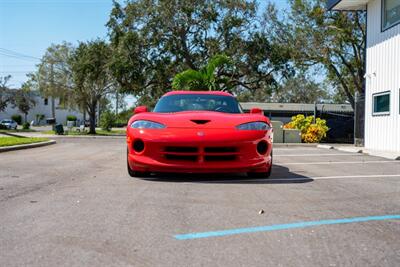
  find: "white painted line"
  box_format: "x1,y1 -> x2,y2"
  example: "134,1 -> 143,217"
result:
199,174 -> 400,184
274,153 -> 363,157
280,160 -> 398,165
267,174 -> 400,182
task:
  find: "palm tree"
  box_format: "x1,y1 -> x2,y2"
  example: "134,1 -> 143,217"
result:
172,54 -> 232,91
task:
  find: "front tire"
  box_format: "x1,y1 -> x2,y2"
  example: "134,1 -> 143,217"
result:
247,151 -> 273,178
247,166 -> 271,178
127,149 -> 149,177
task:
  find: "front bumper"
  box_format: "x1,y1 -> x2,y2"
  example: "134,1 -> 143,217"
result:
127,128 -> 272,173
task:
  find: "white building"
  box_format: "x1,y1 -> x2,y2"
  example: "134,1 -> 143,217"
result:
0,91 -> 84,125
329,0 -> 400,153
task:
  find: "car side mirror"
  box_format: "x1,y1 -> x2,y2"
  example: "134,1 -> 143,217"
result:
250,107 -> 263,115
134,106 -> 148,114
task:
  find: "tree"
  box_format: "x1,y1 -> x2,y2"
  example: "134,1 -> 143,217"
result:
29,42 -> 74,119
0,75 -> 13,112
172,54 -> 233,91
272,73 -> 330,103
69,40 -> 114,134
11,85 -> 36,123
107,0 -> 292,104
264,0 -> 366,108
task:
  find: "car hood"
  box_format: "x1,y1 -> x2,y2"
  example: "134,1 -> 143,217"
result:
130,111 -> 270,129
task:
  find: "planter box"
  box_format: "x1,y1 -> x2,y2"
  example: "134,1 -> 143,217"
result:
271,121 -> 284,143
283,129 -> 302,143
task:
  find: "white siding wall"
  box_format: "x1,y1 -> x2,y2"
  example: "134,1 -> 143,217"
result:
365,0 -> 400,152
0,96 -> 84,125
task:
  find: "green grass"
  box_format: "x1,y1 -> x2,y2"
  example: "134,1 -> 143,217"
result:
0,137 -> 49,147
42,129 -> 126,136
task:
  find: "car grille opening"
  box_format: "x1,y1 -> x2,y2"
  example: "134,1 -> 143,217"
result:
204,155 -> 237,161
162,146 -> 238,162
191,120 -> 210,124
133,139 -> 145,152
257,141 -> 268,155
204,147 -> 237,153
164,154 -> 198,161
164,146 -> 198,153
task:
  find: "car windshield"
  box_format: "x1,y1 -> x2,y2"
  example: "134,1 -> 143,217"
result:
154,94 -> 243,114
2,120 -> 12,123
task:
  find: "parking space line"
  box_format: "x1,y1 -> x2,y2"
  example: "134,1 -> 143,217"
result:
281,160 -> 398,165
197,174 -> 400,184
174,214 -> 400,240
274,153 -> 362,157
265,174 -> 400,182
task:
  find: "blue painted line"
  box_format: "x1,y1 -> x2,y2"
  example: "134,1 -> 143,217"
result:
174,214 -> 400,240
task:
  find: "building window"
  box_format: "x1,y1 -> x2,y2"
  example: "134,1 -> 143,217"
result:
372,91 -> 390,115
382,0 -> 400,31
44,98 -> 48,105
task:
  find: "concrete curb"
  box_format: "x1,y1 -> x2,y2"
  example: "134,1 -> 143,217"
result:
10,133 -> 125,139
0,131 -> 26,138
317,144 -> 334,149
335,146 -> 363,153
51,135 -> 125,139
0,140 -> 56,153
317,144 -> 400,160
274,143 -> 318,148
363,149 -> 400,160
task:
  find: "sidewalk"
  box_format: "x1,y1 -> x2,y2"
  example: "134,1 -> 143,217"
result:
318,144 -> 400,160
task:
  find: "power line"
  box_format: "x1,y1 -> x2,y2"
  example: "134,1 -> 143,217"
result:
0,48 -> 41,62
0,48 -> 41,60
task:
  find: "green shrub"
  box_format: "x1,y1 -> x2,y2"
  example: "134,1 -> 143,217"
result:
0,124 -> 8,130
284,114 -> 329,143
66,115 -> 77,121
113,108 -> 133,127
36,114 -> 45,124
113,118 -> 128,127
22,122 -> 30,130
11,114 -> 22,125
99,111 -> 116,131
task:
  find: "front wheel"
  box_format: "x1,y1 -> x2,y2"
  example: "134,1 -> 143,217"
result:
247,167 -> 271,178
127,149 -> 149,177
247,152 -> 273,178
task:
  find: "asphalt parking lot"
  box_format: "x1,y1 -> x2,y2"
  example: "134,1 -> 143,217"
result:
1,138 -> 399,267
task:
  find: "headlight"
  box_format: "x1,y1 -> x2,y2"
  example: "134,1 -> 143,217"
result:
131,120 -> 165,129
236,122 -> 271,131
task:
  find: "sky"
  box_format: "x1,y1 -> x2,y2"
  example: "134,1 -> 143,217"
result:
0,0 -> 289,89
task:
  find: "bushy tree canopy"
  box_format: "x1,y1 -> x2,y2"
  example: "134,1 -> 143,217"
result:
264,0 -> 366,107
107,0 -> 293,105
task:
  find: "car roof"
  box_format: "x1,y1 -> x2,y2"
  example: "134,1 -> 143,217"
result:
163,91 -> 234,97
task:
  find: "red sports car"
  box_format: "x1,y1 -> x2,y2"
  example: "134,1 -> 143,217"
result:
126,91 -> 273,178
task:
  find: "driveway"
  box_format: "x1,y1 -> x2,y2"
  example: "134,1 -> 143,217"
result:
0,138 -> 399,266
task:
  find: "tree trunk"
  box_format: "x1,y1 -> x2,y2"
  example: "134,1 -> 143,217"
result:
88,101 -> 97,134
51,97 -> 56,120
89,112 -> 96,134
24,113 -> 28,123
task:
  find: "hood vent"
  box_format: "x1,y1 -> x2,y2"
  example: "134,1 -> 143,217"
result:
191,119 -> 210,125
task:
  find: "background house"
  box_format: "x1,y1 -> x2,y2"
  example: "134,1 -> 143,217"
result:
329,0 -> 400,152
0,91 -> 84,125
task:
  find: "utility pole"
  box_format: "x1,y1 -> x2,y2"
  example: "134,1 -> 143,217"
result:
49,61 -> 56,121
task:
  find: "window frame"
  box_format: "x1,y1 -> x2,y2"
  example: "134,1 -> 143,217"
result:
381,0 -> 400,32
372,91 -> 391,116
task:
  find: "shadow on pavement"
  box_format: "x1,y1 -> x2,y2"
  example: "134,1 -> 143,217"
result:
140,165 -> 313,184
